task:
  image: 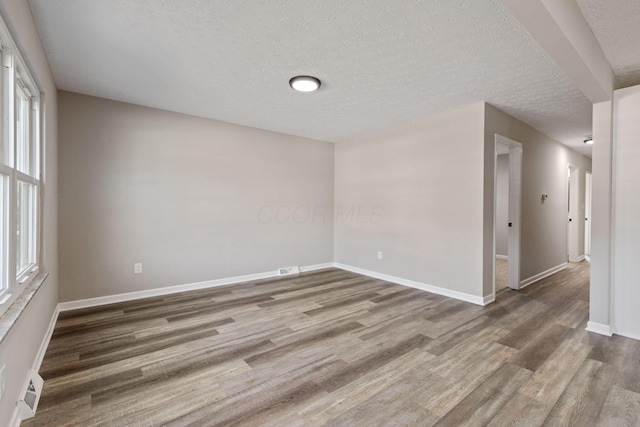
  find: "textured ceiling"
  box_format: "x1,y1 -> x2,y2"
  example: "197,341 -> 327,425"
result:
577,0 -> 640,89
29,0 -> 593,156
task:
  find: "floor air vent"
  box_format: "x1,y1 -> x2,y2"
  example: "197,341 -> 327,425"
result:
17,369 -> 43,420
278,266 -> 300,276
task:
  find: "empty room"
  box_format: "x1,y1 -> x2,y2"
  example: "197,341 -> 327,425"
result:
1,0 -> 639,426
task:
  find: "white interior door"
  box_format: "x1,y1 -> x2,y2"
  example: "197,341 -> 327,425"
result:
585,172 -> 592,257
507,145 -> 522,289
567,164 -> 580,262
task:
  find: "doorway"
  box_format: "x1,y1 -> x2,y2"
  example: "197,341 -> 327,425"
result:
584,171 -> 592,262
494,135 -> 523,295
567,164 -> 580,262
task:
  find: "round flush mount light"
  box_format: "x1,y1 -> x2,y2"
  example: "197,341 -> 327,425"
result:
289,75 -> 321,92
584,137 -> 593,145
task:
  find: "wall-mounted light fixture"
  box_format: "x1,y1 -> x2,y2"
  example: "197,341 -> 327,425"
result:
289,75 -> 321,92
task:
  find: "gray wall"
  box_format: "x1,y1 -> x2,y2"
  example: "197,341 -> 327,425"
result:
612,85 -> 640,339
495,154 -> 509,256
334,101 -> 591,301
58,92 -> 334,302
483,104 -> 592,297
334,103 -> 486,299
0,0 -> 58,425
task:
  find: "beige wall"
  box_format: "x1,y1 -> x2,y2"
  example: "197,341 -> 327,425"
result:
58,92 -> 334,302
0,0 -> 58,425
334,104 -> 486,299
483,104 -> 592,296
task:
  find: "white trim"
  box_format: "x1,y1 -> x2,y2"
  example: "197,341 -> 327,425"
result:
611,327 -> 640,341
334,263 -> 487,306
519,263 -> 568,289
0,11 -> 44,319
8,303 -> 59,426
586,321 -> 613,337
58,263 -> 335,312
33,305 -> 59,371
483,294 -> 496,305
585,254 -> 591,263
495,254 -> 508,260
299,262 -> 334,272
9,408 -> 20,427
55,261 -> 493,314
59,271 -> 276,311
576,255 -> 585,262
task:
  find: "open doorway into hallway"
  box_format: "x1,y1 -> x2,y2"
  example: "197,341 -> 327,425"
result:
494,135 -> 522,295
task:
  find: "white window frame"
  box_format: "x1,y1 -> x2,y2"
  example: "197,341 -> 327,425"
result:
15,82 -> 31,174
0,20 -> 43,317
16,175 -> 39,283
0,165 -> 9,303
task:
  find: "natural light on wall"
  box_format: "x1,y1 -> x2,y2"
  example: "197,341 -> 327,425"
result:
0,19 -> 42,315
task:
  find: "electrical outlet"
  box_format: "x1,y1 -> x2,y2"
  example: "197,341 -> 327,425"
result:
377,251 -> 383,260
0,364 -> 6,401
134,263 -> 143,274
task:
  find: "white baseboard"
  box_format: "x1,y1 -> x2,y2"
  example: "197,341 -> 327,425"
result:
33,305 -> 60,371
576,255 -> 585,262
495,254 -> 508,260
519,262 -> 568,289
586,321 -> 613,337
611,327 -> 640,341
585,255 -> 591,263
299,262 -> 334,272
334,263 -> 487,306
483,294 -> 496,305
9,305 -> 62,426
8,291 -> 60,427
9,407 -> 20,427
58,262 -> 335,312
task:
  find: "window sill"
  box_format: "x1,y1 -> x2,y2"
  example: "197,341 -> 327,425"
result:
0,272 -> 49,346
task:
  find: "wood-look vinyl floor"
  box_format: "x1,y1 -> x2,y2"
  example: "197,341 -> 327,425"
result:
24,262 -> 640,426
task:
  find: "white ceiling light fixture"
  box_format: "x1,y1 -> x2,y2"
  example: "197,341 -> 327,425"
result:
584,137 -> 594,144
289,75 -> 321,92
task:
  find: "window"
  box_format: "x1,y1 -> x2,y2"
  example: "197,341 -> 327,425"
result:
0,30 -> 42,315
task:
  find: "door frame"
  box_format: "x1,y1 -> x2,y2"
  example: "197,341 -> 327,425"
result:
493,135 -> 523,295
